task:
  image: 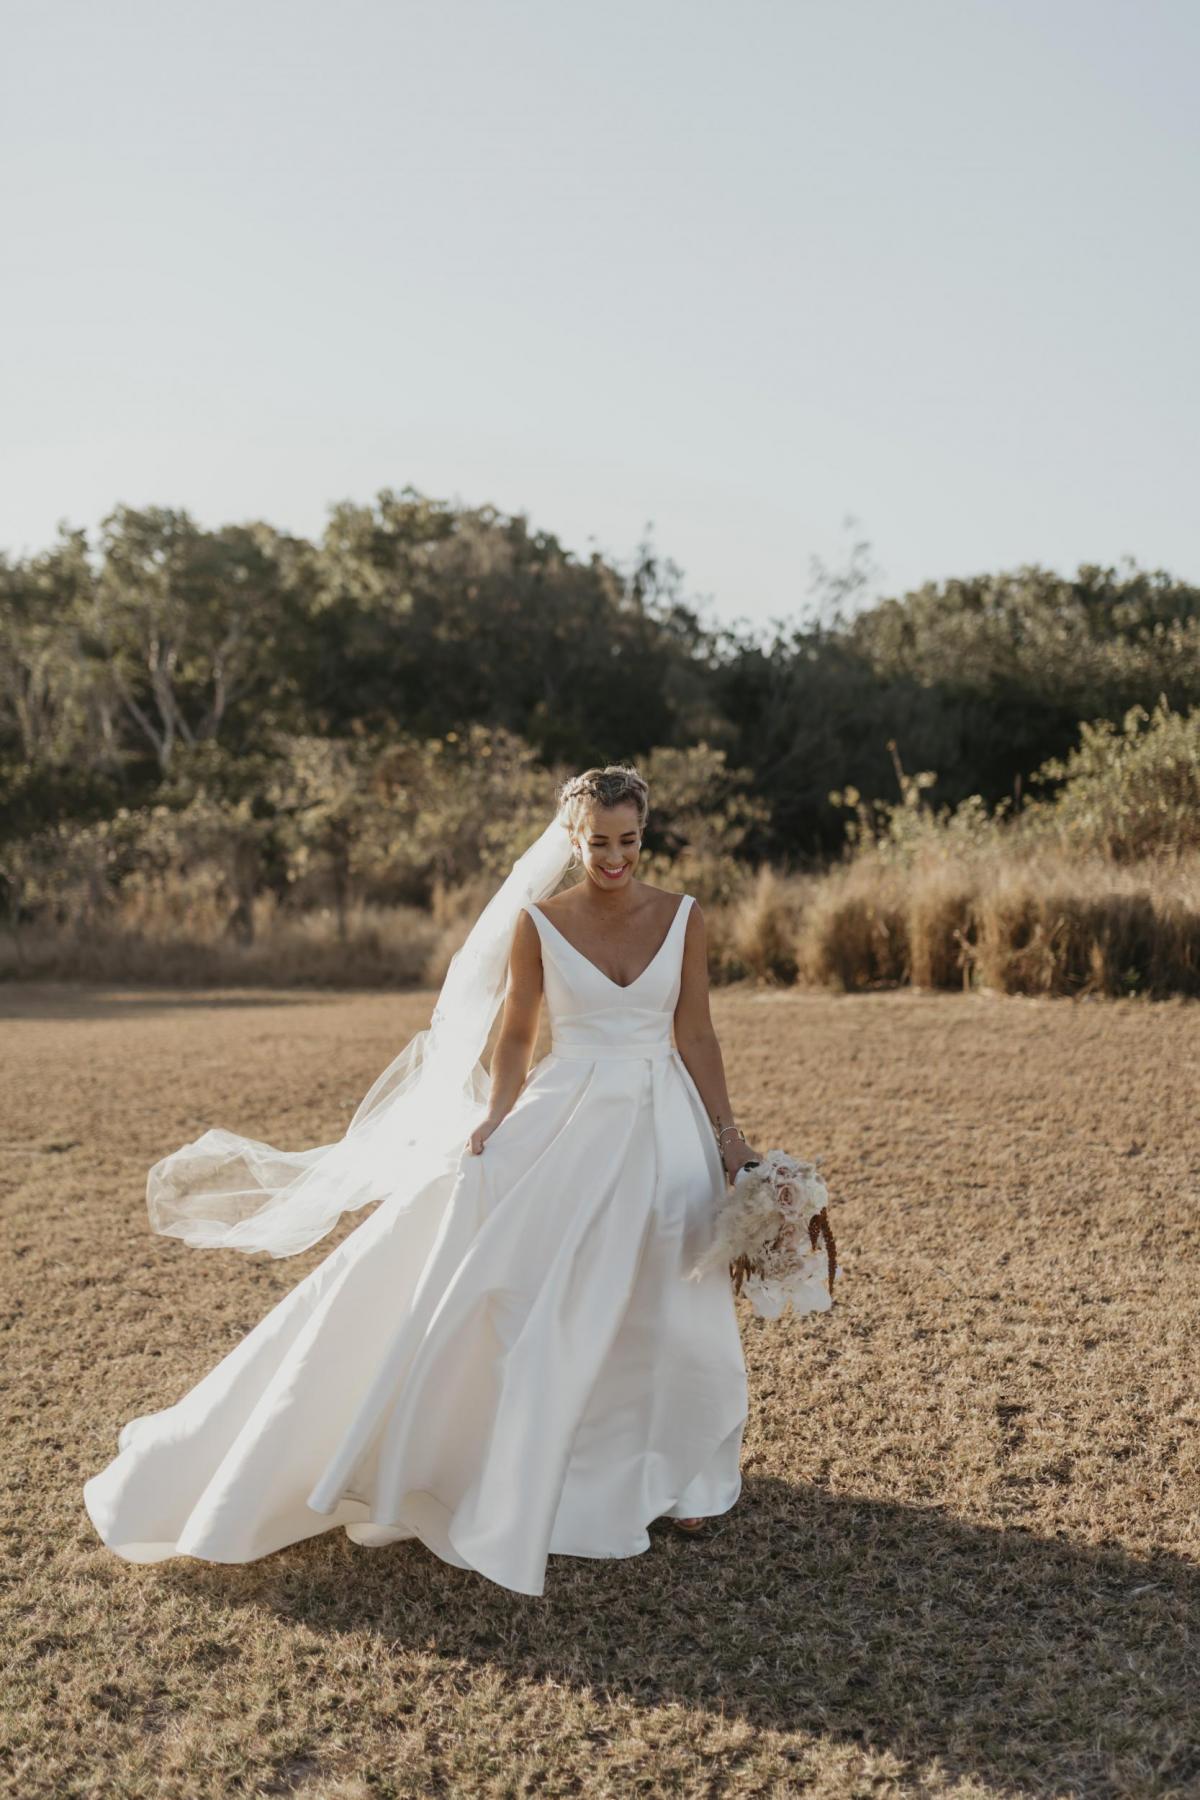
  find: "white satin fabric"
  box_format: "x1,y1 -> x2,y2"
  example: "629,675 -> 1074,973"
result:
83,891 -> 749,1597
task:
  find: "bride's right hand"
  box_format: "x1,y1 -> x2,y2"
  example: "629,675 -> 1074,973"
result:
466,1115 -> 505,1155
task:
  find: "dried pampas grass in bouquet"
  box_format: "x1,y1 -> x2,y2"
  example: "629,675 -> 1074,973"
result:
689,1150 -> 839,1319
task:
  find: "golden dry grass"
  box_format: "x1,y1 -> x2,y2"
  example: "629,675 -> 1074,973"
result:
5,849 -> 1199,1004
2,981 -> 1198,1798
792,852 -> 1200,1000
0,900 -> 445,991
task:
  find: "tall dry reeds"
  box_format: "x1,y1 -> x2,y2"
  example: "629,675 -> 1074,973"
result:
4,848 -> 1197,997
722,864 -> 803,985
792,860 -> 910,991
0,898 -> 441,990
967,859 -> 1200,997
731,849 -> 1200,1000
904,861 -> 977,991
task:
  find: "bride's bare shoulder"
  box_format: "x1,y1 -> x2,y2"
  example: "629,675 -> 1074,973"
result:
648,884 -> 693,916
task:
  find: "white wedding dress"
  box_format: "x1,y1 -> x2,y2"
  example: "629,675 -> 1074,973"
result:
83,891 -> 748,1597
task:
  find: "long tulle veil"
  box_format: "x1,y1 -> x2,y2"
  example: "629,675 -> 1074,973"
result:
146,812 -> 575,1257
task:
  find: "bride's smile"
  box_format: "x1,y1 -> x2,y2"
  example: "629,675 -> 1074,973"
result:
577,806 -> 641,897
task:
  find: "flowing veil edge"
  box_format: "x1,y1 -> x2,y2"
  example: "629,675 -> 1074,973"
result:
146,813 -> 575,1257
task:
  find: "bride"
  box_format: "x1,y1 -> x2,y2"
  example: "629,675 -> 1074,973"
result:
84,763 -> 761,1598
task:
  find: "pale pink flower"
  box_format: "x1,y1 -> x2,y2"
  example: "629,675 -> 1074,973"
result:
688,1149 -> 840,1320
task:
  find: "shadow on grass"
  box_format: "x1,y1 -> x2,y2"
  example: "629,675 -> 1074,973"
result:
162,1474 -> 1197,1796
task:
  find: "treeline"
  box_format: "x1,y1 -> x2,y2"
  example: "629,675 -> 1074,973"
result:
4,487 -> 1199,868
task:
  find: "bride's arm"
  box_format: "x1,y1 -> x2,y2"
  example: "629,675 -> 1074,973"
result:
466,910 -> 544,1154
672,902 -> 761,1182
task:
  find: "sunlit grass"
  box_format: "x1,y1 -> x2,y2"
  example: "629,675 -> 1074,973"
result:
2,980 -> 1196,1795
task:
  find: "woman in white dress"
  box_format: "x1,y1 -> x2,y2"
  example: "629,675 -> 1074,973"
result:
84,764 -> 761,1598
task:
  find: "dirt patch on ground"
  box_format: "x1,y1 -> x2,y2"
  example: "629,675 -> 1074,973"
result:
2,982 -> 1197,1798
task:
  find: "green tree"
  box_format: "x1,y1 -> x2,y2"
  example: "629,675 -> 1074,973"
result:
83,506 -> 310,773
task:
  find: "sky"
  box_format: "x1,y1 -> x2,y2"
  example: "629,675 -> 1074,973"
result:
2,0 -> 1196,640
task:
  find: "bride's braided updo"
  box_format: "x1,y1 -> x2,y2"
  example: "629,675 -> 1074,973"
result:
556,765 -> 650,863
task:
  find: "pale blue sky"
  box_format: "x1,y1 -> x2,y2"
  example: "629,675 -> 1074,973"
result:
2,0 -> 1196,637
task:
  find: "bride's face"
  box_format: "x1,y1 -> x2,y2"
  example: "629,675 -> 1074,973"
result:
574,802 -> 643,892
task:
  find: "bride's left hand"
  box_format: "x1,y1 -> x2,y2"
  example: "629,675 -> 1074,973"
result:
722,1141 -> 763,1184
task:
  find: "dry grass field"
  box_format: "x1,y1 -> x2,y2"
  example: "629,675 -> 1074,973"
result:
2,981 -> 1197,1799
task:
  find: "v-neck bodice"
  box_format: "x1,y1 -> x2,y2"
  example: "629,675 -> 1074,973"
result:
523,893 -> 694,1060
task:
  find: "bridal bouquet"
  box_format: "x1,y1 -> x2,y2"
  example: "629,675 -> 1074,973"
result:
689,1150 -> 838,1319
